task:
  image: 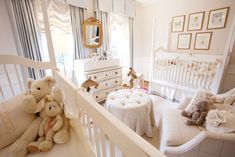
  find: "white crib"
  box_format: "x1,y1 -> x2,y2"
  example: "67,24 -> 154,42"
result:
0,54 -> 164,157
149,47 -> 223,101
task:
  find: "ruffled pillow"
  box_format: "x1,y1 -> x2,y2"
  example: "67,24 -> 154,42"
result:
211,88 -> 235,105
0,93 -> 35,149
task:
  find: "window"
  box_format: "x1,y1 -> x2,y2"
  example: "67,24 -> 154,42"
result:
34,0 -> 74,79
110,13 -> 130,83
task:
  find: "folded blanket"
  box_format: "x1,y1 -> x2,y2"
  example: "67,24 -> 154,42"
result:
206,109 -> 235,133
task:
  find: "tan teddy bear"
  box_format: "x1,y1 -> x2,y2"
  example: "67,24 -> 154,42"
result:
182,101 -> 209,125
8,76 -> 69,157
27,95 -> 63,152
8,76 -> 55,157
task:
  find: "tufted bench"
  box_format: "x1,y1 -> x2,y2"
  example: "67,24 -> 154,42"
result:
105,89 -> 154,137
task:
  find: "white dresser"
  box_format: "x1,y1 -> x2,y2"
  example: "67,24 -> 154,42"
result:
75,58 -> 122,102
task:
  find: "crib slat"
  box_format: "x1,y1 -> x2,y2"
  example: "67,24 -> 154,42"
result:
93,125 -> 101,157
14,65 -> 23,91
109,140 -> 115,157
203,62 -> 210,88
207,61 -> 216,89
35,70 -> 40,80
3,65 -> 15,96
100,131 -> 107,157
0,85 -> 4,99
86,114 -> 93,140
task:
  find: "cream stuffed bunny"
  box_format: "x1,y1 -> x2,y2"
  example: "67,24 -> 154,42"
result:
27,95 -> 63,152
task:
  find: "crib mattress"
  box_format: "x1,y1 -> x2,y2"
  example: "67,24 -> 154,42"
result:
0,127 -> 95,157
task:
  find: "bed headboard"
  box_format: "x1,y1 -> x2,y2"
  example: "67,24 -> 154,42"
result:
149,47 -> 223,101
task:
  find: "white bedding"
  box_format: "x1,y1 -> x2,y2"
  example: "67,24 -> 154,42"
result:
0,126 -> 95,157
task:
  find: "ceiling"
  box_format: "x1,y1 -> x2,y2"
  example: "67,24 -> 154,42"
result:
136,0 -> 160,5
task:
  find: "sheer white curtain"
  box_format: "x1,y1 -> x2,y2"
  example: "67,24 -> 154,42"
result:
34,0 -> 85,81
96,11 -> 110,55
110,14 -> 131,84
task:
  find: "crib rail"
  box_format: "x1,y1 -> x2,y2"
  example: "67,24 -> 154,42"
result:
54,71 -> 165,157
0,55 -> 55,100
150,47 -> 223,97
0,55 -> 164,157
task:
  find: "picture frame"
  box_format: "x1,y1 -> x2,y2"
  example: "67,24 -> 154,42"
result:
194,32 -> 212,50
187,11 -> 205,31
207,7 -> 229,30
177,33 -> 192,50
171,15 -> 185,32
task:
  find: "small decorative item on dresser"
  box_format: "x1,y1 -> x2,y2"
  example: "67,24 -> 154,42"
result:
188,11 -> 205,31
171,15 -> 185,32
207,7 -> 229,29
177,33 -> 192,50
194,32 -> 212,50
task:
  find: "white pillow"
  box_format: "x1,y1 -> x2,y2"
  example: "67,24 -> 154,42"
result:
184,90 -> 213,113
0,93 -> 35,149
211,88 -> 235,105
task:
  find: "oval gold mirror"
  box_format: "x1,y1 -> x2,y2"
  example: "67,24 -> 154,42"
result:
82,17 -> 103,48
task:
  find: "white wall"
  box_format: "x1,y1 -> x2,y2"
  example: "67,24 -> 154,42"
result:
134,0 -> 235,81
0,0 -> 18,54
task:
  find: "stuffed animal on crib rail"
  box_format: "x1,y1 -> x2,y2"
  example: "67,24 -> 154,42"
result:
8,76 -> 69,157
81,78 -> 99,92
181,101 -> 209,126
27,95 -> 63,152
127,67 -> 137,89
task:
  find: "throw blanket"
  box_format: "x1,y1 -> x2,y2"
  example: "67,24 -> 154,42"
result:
206,109 -> 235,133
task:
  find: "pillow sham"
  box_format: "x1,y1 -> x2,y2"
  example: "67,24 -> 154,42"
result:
0,93 -> 35,149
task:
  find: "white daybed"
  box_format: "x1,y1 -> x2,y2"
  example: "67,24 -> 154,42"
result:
149,23 -> 235,156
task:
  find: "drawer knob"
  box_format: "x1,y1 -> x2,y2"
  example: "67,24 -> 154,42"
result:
115,81 -> 118,83
115,72 -> 118,75
105,83 -> 108,86
96,96 -> 98,98
106,92 -> 109,95
106,74 -> 108,76
94,76 -> 97,79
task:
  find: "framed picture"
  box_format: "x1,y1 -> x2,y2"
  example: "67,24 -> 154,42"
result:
177,33 -> 192,50
194,32 -> 212,50
171,15 -> 185,32
207,7 -> 229,29
187,11 -> 204,31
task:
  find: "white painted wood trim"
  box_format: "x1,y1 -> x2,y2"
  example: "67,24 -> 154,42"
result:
0,55 -> 53,70
41,0 -> 57,68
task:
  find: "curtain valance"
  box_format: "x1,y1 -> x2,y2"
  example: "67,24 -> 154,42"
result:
55,0 -> 89,9
95,0 -> 136,18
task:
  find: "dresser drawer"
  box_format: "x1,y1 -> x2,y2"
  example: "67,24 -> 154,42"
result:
93,86 -> 123,102
88,68 -> 122,82
94,77 -> 122,92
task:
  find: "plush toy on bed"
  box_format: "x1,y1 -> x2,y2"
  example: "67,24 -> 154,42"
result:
8,76 -> 69,157
27,95 -> 63,152
182,101 -> 209,125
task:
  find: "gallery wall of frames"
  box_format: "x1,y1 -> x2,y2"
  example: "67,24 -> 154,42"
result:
171,7 -> 229,50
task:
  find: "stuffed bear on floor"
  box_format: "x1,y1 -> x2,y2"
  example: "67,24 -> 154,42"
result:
182,101 -> 209,126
